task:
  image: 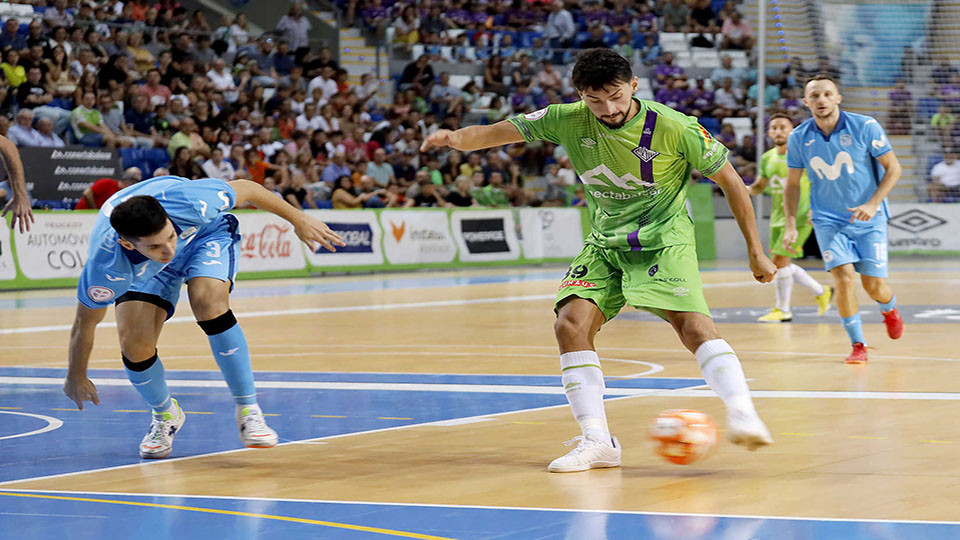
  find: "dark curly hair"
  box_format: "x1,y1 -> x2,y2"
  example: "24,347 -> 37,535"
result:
571,48 -> 634,93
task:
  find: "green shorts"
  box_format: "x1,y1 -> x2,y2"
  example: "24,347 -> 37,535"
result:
770,223 -> 813,258
555,243 -> 710,323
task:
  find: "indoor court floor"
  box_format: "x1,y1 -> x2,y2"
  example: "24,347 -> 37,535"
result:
2,259 -> 960,539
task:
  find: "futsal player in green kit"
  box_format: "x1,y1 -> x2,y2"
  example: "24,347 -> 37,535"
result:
422,49 -> 776,472
749,113 -> 833,322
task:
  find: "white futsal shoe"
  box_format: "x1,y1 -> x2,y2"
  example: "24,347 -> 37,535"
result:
237,404 -> 279,448
548,435 -> 622,473
727,410 -> 774,450
139,398 -> 186,459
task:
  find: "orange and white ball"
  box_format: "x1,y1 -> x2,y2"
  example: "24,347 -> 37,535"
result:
649,409 -> 718,465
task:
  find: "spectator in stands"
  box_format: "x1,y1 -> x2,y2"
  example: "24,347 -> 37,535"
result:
322,151 -> 351,184
482,56 -> 509,97
444,176 -> 474,207
721,10 -> 753,50
35,117 -> 65,148
139,68 -> 172,106
931,104 -> 955,144
276,2 -> 312,54
747,76 -> 781,109
7,109 -> 43,148
1,50 -> 26,89
285,171 -> 320,209
932,59 -> 958,86
332,174 -> 387,209
0,18 -> 26,52
637,34 -> 661,66
688,0 -> 720,34
407,176 -> 448,207
392,6 -> 420,48
44,0 -> 74,30
366,148 -> 396,187
167,117 -> 210,159
473,171 -> 510,207
581,26 -> 608,50
930,150 -> 960,202
127,32 -> 155,73
71,91 -> 119,148
543,0 -> 576,51
688,78 -> 716,118
400,55 -> 435,94
429,72 -> 464,116
888,80 -> 913,136
655,52 -> 685,87
169,146 -> 204,179
711,54 -> 746,88
612,33 -> 635,61
713,77 -> 746,118
202,147 -> 236,180
661,0 -> 690,32
75,167 -> 143,210
98,93 -> 150,150
17,67 -> 54,113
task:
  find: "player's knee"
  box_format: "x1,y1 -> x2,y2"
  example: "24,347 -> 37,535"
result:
119,338 -> 156,363
832,270 -> 856,289
554,311 -> 590,341
862,277 -> 886,297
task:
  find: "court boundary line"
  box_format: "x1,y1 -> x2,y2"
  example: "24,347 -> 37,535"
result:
2,488 -> 959,526
0,394 -> 647,488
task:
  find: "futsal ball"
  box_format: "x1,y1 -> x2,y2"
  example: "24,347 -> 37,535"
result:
649,409 -> 717,465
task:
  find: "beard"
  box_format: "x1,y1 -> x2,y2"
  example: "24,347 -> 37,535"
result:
600,113 -> 627,129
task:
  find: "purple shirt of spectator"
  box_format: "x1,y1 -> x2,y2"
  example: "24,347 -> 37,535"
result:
363,6 -> 389,22
606,10 -> 632,29
781,97 -> 802,111
511,91 -> 535,111
942,84 -> 960,103
889,89 -> 912,103
690,90 -> 715,111
635,12 -> 657,32
656,63 -> 684,78
448,9 -> 471,26
656,88 -> 688,112
471,10 -> 488,25
584,11 -> 606,27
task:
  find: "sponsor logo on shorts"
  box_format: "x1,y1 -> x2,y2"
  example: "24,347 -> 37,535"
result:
648,264 -> 658,276
672,286 -> 689,297
559,279 -> 597,290
87,286 -> 114,303
822,250 -> 834,263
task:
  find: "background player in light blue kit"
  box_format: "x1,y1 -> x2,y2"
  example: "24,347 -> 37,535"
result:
62,176 -> 345,458
783,75 -> 904,364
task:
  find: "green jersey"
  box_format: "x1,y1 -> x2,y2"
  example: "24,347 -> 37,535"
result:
509,99 -> 728,250
759,147 -> 810,228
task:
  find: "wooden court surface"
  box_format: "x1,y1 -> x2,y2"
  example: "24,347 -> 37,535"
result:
2,259 -> 960,529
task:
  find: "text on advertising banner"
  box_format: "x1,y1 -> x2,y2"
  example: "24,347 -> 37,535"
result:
235,212 -> 307,272
519,208 -> 584,260
302,209 -> 384,266
380,210 -> 457,265
19,147 -> 122,203
450,209 -> 521,262
14,212 -> 97,279
886,204 -> 960,253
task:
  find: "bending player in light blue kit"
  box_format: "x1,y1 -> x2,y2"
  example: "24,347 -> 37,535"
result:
783,74 -> 904,364
63,175 -> 345,458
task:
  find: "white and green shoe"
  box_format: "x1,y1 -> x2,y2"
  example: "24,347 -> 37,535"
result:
237,404 -> 278,448
139,399 -> 186,459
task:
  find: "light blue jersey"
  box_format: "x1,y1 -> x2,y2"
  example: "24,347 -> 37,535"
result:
786,111 -> 892,228
786,111 -> 894,277
78,176 -> 239,311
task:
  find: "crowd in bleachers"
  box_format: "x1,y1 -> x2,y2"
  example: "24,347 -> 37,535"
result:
0,0 -> 821,211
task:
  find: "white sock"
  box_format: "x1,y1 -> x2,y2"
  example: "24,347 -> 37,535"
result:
560,350 -> 610,443
774,264 -> 794,313
695,339 -> 757,417
790,264 -> 825,296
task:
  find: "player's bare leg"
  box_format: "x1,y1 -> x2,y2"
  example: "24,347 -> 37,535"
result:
830,264 -> 869,363
549,297 -> 621,472
187,277 -> 277,448
861,274 -> 903,340
116,300 -> 185,458
665,311 -> 772,450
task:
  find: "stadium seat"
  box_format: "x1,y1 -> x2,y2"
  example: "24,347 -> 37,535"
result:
727,50 -> 749,68
673,51 -> 693,69
722,117 -> 753,144
699,117 -> 720,135
659,33 -> 688,53
411,44 -> 424,59
693,50 -> 720,69
440,46 -> 453,61
448,74 -> 473,89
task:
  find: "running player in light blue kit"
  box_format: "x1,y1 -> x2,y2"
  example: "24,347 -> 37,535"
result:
62,175 -> 344,458
783,75 -> 904,364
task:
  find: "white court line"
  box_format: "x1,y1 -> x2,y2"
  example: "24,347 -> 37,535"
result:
0,281 -> 762,337
3,376 -> 960,400
2,489 -> 959,526
0,411 -> 64,441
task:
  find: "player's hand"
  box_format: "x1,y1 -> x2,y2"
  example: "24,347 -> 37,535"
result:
749,251 -> 777,283
420,129 -> 461,152
294,214 -> 346,252
63,376 -> 100,410
2,193 -> 34,233
782,226 -> 798,253
848,201 -> 880,223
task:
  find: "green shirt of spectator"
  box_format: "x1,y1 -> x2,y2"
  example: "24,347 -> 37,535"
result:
168,130 -> 192,159
932,111 -> 955,128
70,104 -> 103,138
472,185 -> 509,207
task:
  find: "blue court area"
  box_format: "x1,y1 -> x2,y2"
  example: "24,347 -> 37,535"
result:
0,368 -> 704,484
0,491 -> 955,540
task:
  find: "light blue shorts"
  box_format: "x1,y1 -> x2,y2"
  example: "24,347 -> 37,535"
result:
813,220 -> 888,278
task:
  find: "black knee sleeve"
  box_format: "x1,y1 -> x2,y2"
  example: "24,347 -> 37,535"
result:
122,351 -> 158,372
197,309 -> 238,336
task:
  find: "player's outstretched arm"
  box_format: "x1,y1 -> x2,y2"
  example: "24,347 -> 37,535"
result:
781,167 -> 804,249
848,151 -> 901,222
0,134 -> 34,233
709,161 -> 777,283
229,179 -> 346,252
420,120 -> 526,152
747,174 -> 768,197
64,303 -> 107,409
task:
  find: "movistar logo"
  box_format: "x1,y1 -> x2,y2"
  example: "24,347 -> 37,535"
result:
809,152 -> 855,181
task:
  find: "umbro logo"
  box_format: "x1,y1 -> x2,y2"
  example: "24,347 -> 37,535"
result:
219,348 -> 240,356
632,146 -> 659,162
580,137 -> 597,148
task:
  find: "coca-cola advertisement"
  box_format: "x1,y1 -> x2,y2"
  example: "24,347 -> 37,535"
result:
235,213 -> 307,272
